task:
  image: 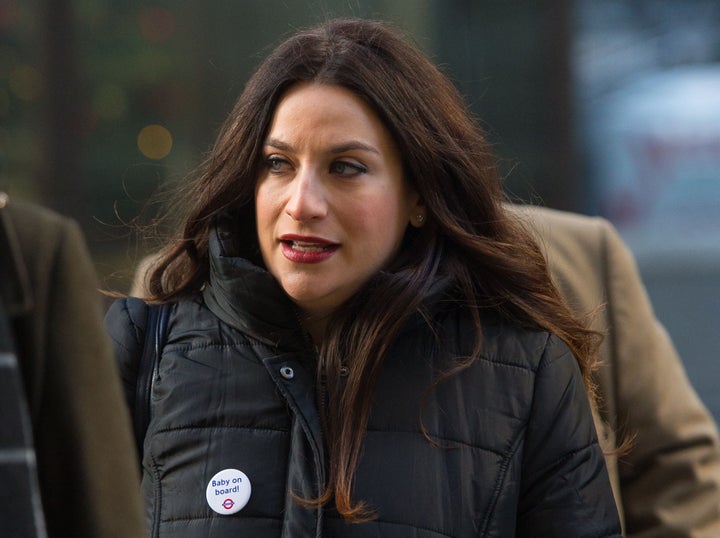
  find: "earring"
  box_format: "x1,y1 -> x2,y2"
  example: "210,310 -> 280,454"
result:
415,214 -> 425,225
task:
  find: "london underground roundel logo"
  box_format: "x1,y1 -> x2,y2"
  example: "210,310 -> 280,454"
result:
205,469 -> 251,515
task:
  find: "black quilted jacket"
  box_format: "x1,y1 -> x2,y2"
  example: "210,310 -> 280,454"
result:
105,225 -> 621,537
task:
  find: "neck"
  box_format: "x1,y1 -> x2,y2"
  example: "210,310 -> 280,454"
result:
299,312 -> 328,346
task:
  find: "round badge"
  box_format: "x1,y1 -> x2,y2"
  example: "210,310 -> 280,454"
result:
205,468 -> 252,515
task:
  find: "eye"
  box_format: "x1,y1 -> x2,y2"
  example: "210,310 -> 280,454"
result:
330,160 -> 367,177
265,156 -> 291,173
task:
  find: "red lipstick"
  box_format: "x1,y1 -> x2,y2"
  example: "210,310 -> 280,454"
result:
279,234 -> 339,263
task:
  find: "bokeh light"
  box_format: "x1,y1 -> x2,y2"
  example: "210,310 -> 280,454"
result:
93,83 -> 128,121
137,124 -> 173,159
79,107 -> 99,137
9,65 -> 42,102
139,7 -> 175,44
0,0 -> 18,30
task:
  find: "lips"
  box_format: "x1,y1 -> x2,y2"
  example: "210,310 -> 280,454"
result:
280,234 -> 339,263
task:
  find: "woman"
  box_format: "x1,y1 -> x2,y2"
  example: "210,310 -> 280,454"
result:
106,18 -> 621,537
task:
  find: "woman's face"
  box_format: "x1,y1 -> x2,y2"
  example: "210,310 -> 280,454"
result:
255,82 -> 422,323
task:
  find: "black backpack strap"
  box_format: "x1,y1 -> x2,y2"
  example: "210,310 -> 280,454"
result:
133,302 -> 170,460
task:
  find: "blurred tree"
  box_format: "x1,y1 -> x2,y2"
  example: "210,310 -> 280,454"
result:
2,0 -> 444,289
432,0 -> 578,211
39,0 -> 84,221
1,0 -> 42,199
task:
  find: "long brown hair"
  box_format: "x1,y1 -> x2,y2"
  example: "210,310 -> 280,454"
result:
146,19 -> 601,522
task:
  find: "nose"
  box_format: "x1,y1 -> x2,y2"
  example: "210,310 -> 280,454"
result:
285,168 -> 328,222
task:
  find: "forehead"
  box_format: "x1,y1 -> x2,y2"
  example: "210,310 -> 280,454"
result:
267,82 -> 390,144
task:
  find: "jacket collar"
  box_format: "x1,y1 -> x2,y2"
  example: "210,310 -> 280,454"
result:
202,213 -> 456,350
203,215 -> 310,352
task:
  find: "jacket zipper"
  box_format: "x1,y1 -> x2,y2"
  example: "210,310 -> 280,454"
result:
318,353 -> 329,434
292,307 -> 330,497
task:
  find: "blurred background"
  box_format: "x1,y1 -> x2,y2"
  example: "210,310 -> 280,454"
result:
1,0 -> 718,415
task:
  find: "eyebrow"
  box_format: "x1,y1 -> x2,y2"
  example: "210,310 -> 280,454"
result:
264,137 -> 380,155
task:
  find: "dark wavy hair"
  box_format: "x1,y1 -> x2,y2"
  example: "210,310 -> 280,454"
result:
146,18 -> 601,522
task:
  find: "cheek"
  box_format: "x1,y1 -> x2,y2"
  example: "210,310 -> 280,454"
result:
355,197 -> 409,250
344,201 -> 383,233
254,186 -> 278,252
255,184 -> 277,226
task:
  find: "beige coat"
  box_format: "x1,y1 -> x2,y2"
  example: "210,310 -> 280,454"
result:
5,199 -> 146,537
512,204 -> 720,537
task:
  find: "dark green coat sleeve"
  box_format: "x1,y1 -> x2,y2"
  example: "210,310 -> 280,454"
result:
9,202 -> 147,537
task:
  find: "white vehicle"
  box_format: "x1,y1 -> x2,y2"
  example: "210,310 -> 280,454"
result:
588,64 -> 720,417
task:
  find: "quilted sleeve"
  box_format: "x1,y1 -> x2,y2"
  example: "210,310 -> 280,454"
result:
516,334 -> 622,537
103,296 -> 149,421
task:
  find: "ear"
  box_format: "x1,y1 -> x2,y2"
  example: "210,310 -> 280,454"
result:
408,191 -> 427,228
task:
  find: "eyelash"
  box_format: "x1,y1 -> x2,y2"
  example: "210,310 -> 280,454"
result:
330,161 -> 367,177
264,156 -> 367,177
266,156 -> 290,172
